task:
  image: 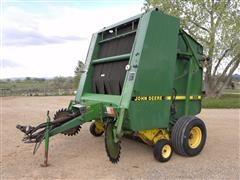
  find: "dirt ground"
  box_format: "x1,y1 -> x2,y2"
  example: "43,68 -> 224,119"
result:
1,96 -> 240,179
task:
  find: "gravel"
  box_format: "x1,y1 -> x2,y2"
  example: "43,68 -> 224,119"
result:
1,96 -> 240,179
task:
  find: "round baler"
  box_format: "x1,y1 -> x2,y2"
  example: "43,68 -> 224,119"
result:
17,9 -> 206,165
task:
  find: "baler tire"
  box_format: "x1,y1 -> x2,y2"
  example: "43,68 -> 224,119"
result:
90,122 -> 104,137
153,139 -> 172,162
171,116 -> 206,156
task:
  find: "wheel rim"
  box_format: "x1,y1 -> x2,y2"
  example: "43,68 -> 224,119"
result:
95,121 -> 104,134
188,126 -> 202,148
161,144 -> 171,158
95,127 -> 103,134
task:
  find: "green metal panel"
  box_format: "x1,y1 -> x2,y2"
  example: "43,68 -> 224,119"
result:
169,31 -> 203,123
81,93 -> 121,106
119,12 -> 151,109
178,31 -> 202,116
50,102 -> 103,136
75,33 -> 99,101
127,11 -> 180,131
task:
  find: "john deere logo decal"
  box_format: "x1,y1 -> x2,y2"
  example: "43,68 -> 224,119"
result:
132,95 -> 201,101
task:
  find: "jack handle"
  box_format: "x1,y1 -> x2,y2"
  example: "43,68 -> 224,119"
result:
41,110 -> 51,167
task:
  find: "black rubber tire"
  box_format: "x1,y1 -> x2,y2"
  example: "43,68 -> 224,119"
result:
90,122 -> 104,137
171,116 -> 207,156
153,139 -> 172,162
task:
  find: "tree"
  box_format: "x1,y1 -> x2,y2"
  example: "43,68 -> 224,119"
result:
144,0 -> 240,97
74,60 -> 85,89
52,76 -> 66,89
25,77 -> 31,81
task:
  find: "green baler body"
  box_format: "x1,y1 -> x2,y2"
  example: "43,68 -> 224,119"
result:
75,10 -> 203,132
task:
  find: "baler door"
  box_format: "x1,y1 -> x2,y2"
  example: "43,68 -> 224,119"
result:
92,19 -> 139,95
93,60 -> 128,95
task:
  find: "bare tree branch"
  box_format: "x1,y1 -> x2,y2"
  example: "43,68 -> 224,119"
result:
216,58 -> 240,96
213,53 -> 240,88
213,48 -> 231,76
189,20 -> 210,33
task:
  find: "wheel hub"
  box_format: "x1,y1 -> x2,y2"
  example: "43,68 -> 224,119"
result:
188,126 -> 202,148
161,144 -> 171,158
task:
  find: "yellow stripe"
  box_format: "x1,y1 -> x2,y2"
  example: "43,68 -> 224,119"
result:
166,96 -> 201,100
165,96 -> 172,100
190,96 -> 202,100
133,95 -> 201,101
175,96 -> 186,100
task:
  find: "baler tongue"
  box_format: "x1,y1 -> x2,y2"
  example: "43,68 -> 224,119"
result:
16,102 -> 110,166
16,109 -> 83,165
16,110 -> 82,143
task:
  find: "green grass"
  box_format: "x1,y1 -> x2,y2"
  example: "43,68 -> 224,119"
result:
224,89 -> 240,94
202,94 -> 240,108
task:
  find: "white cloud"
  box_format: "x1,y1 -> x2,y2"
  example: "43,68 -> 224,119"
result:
4,27 -> 85,46
1,3 -> 143,79
2,58 -> 21,68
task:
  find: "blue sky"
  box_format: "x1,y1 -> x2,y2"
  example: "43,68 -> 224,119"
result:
1,0 -> 144,78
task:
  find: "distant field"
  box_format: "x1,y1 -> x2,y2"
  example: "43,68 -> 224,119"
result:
224,88 -> 240,94
0,77 -> 75,96
1,79 -> 240,108
202,93 -> 240,108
